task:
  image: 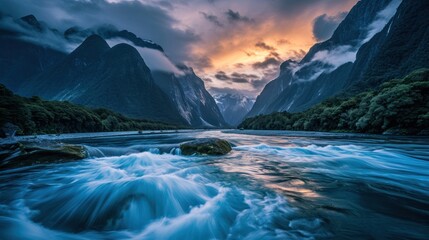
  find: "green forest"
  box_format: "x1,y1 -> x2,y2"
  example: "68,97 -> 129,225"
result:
0,85 -> 180,136
239,69 -> 429,135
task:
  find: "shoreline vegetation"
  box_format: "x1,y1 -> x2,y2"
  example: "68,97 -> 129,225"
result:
238,69 -> 429,135
0,84 -> 181,137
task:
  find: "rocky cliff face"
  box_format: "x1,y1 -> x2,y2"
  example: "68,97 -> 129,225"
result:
247,0 -> 409,118
152,67 -> 227,128
347,0 -> 429,92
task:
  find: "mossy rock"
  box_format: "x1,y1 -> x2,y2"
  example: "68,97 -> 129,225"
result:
0,142 -> 88,169
180,138 -> 232,156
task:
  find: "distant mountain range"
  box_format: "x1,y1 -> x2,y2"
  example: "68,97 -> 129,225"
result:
247,0 -> 429,118
0,14 -> 226,127
214,94 -> 254,126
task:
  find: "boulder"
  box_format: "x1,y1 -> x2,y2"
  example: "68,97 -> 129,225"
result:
0,142 -> 87,169
180,138 -> 232,156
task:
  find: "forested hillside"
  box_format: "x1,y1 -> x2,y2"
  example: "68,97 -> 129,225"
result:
0,84 -> 180,136
239,69 -> 429,135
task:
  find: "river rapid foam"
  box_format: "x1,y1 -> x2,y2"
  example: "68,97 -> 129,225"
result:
1,130 -> 428,239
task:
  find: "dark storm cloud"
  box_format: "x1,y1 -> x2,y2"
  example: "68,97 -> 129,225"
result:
231,72 -> 259,79
214,71 -> 230,81
255,41 -> 276,51
0,0 -> 200,63
252,52 -> 282,70
312,12 -> 347,41
214,71 -> 258,84
200,12 -> 223,27
225,9 -> 253,23
230,72 -> 258,83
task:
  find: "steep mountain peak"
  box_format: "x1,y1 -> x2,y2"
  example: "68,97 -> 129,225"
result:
69,34 -> 110,63
100,43 -> 151,75
19,14 -> 43,31
301,0 -> 394,63
106,43 -> 145,63
78,34 -> 110,51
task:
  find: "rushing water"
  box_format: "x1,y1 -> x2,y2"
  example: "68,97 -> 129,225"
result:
0,130 -> 428,239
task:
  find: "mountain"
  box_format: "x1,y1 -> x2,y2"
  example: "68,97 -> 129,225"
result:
347,0 -> 429,92
214,93 -> 254,126
152,68 -> 227,128
19,35 -> 185,124
0,14 -> 66,92
239,69 -> 429,135
0,15 -> 226,127
247,0 -> 429,118
63,25 -> 227,127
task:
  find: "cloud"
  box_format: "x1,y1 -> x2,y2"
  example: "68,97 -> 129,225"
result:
277,39 -> 290,45
231,72 -> 258,83
192,56 -> 213,70
225,9 -> 253,23
252,54 -> 282,69
312,11 -> 347,41
0,0 -> 200,63
106,38 -> 183,74
255,41 -> 276,51
312,45 -> 356,68
0,15 -> 78,52
234,63 -> 245,68
213,71 -> 258,84
293,44 -> 356,82
363,0 -> 402,43
244,51 -> 256,57
200,12 -> 223,27
214,71 -> 231,81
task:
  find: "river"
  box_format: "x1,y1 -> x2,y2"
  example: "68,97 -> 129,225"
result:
1,130 -> 428,239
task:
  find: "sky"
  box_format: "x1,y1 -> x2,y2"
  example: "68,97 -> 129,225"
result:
0,0 -> 358,97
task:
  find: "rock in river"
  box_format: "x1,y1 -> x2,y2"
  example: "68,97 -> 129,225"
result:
180,138 -> 232,155
0,142 -> 88,169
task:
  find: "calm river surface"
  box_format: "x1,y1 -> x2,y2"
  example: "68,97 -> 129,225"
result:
1,130 -> 428,239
